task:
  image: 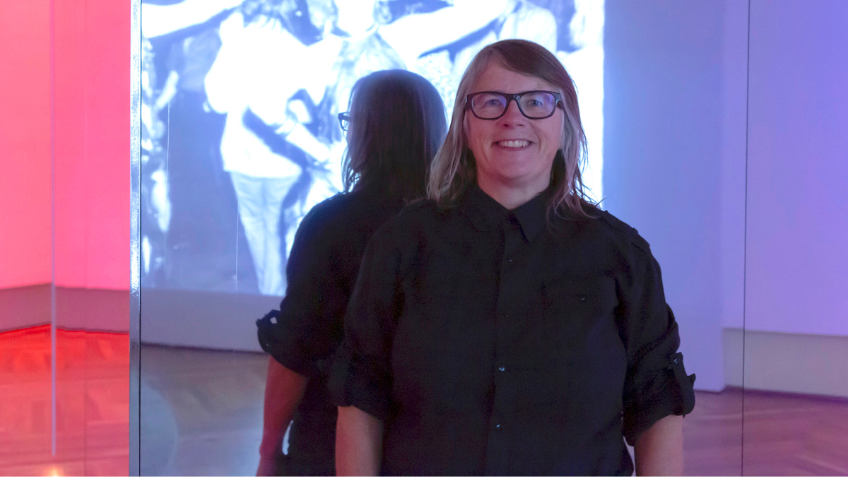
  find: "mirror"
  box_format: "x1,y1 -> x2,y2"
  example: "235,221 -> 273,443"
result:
136,0 -> 746,474
741,0 -> 848,474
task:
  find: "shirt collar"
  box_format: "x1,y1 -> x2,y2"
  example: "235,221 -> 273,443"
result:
461,184 -> 549,243
511,188 -> 549,243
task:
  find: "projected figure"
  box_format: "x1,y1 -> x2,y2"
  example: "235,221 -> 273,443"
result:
557,0 -> 604,203
140,37 -> 171,287
305,0 -> 515,149
448,0 -> 558,105
141,0 -> 247,291
205,0 -> 332,296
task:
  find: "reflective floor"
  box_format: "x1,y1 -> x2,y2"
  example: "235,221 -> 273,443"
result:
3,330 -> 848,475
0,326 -> 129,476
134,346 -> 848,476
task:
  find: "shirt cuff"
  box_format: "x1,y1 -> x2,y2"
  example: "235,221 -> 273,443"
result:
623,352 -> 696,446
327,343 -> 391,421
256,309 -> 316,378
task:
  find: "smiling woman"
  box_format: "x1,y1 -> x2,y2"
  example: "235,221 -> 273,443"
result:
430,38 -> 591,217
330,39 -> 696,476
463,64 -> 566,209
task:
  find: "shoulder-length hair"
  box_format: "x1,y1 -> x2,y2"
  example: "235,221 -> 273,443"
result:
343,69 -> 447,201
428,39 -> 594,218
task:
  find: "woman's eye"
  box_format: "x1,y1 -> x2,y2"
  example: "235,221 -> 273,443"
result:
524,95 -> 548,107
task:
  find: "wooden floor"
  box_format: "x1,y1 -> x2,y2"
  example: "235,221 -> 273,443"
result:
2,328 -> 848,475
0,326 -> 129,476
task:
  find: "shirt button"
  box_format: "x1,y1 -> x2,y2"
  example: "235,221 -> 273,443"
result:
495,423 -> 502,430
498,366 -> 506,372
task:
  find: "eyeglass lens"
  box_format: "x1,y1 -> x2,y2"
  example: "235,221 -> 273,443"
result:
338,112 -> 349,131
470,92 -> 558,119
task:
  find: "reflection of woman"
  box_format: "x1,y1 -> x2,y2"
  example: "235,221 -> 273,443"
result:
331,40 -> 696,475
255,70 -> 446,475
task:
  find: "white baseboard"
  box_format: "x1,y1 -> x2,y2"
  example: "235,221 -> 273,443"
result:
140,287 -> 278,352
723,327 -> 848,398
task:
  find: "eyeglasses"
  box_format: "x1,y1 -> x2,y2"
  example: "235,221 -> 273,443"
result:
465,90 -> 562,120
338,112 -> 350,131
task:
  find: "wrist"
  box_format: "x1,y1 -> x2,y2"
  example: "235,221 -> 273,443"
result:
259,434 -> 284,457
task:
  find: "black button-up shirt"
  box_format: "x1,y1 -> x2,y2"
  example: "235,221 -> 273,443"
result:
257,188 -> 406,474
329,185 -> 695,476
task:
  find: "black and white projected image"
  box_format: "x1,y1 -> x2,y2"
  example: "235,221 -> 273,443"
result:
139,0 -> 604,296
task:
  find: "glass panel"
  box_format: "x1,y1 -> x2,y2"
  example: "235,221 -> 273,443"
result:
742,0 -> 848,474
52,0 -> 133,473
1,0 -> 131,475
135,0 -> 748,475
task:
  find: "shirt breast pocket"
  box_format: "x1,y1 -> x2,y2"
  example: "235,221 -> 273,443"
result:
542,276 -> 620,361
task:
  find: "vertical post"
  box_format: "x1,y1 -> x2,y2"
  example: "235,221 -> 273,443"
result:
129,0 -> 142,474
48,0 -> 57,459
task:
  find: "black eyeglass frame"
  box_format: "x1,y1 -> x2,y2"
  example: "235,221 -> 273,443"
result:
464,90 -> 563,120
338,111 -> 350,131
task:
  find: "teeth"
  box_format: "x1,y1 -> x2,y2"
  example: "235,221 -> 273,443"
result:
499,140 -> 529,148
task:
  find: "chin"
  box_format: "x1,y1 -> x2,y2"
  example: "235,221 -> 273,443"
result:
498,173 -> 544,188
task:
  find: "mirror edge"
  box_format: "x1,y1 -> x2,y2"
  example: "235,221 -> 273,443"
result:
129,0 -> 141,474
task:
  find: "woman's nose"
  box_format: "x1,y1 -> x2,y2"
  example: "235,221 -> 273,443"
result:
498,99 -> 527,126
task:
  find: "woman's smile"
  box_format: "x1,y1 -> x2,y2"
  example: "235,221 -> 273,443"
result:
495,139 -> 531,148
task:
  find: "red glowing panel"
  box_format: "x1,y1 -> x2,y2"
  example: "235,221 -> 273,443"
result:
0,0 -> 52,289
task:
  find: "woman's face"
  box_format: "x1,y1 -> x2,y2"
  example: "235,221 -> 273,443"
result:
464,61 -> 564,198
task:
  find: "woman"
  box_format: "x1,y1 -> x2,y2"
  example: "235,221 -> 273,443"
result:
331,39 -> 696,476
255,69 -> 447,475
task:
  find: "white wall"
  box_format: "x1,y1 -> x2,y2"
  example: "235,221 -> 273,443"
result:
604,0 -> 732,391
720,0 -> 749,331
604,0 -> 848,392
745,0 -> 848,336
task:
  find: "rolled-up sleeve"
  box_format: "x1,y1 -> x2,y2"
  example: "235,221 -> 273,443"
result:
327,224 -> 403,421
256,205 -> 348,378
620,240 -> 696,446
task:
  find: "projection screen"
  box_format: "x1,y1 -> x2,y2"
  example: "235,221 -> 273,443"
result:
139,0 -> 603,349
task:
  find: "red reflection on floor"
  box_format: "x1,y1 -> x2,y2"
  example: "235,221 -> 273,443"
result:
0,325 -> 129,476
